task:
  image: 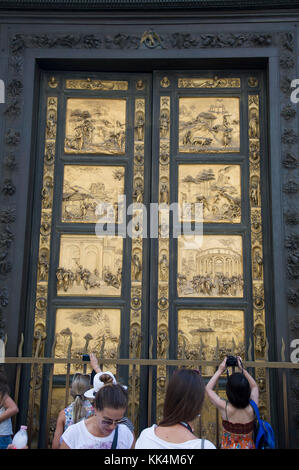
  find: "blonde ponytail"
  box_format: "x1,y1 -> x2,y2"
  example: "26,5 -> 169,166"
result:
70,374 -> 91,424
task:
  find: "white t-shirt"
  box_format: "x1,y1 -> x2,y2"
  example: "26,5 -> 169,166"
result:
61,419 -> 134,449
135,425 -> 216,450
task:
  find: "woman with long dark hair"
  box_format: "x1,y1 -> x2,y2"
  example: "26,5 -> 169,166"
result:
206,356 -> 259,449
135,369 -> 215,449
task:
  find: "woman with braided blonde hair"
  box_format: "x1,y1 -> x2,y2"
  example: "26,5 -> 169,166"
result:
52,373 -> 93,449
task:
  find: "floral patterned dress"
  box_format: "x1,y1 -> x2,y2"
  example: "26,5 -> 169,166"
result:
64,400 -> 94,430
221,402 -> 256,449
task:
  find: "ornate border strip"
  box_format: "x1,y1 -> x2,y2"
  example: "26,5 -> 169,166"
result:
28,96 -> 57,442
178,77 -> 240,88
248,93 -> 270,419
35,97 -> 57,344
156,94 -> 171,421
128,96 -> 145,426
66,78 -> 128,90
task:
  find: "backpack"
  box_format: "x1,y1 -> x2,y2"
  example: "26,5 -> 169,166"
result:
250,399 -> 275,449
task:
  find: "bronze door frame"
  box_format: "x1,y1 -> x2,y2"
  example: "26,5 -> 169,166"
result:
24,68 -> 271,445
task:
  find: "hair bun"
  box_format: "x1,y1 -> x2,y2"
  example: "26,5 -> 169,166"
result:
100,373 -> 114,385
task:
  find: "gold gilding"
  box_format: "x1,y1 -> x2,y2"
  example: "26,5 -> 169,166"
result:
66,79 -> 128,90
64,98 -> 126,154
62,165 -> 125,223
177,235 -> 243,298
57,234 -> 123,296
178,77 -> 241,88
178,164 -> 241,223
179,97 -> 240,153
53,308 -> 121,376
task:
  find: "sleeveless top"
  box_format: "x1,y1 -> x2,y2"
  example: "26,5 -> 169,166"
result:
64,400 -> 94,430
221,401 -> 255,449
0,406 -> 13,436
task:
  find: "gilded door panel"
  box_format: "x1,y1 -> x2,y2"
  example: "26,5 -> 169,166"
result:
61,165 -> 125,223
29,72 -> 153,446
179,97 -> 240,153
54,308 -> 121,376
177,235 -> 243,297
178,164 -> 241,223
29,71 -> 270,447
177,309 -> 245,373
64,98 -> 126,154
57,234 -> 123,296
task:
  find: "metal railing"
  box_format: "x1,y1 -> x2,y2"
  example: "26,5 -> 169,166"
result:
1,335 -> 299,449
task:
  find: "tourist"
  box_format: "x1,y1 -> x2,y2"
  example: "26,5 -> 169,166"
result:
0,370 -> 19,449
59,372 -> 134,449
89,353 -> 134,434
52,373 -> 93,449
135,368 -> 216,449
206,356 -> 259,449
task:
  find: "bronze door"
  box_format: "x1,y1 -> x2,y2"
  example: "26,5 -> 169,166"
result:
29,70 -> 269,446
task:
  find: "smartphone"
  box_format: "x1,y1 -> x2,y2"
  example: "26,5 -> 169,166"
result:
82,354 -> 90,362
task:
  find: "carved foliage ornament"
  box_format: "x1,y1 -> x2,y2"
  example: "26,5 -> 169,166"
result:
10,31 -> 278,54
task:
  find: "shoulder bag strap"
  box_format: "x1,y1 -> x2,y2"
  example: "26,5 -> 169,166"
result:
111,425 -> 119,449
250,399 -> 261,422
201,438 -> 205,449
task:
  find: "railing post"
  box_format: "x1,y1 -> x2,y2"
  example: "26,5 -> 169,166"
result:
281,338 -> 289,448
147,336 -> 153,427
45,335 -> 57,448
12,333 -> 24,432
28,330 -> 42,448
64,335 -> 72,408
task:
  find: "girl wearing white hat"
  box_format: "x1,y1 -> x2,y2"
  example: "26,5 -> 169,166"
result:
59,369 -> 134,449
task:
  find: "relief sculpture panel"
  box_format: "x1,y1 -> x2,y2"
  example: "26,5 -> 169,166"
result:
62,165 -> 125,223
54,308 -> 121,376
177,235 -> 243,297
178,309 -> 245,376
64,98 -> 126,154
179,97 -> 240,153
57,234 -> 123,296
178,164 -> 241,223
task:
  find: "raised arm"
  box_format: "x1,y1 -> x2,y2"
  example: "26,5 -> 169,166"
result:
90,353 -> 101,374
0,395 -> 19,423
236,356 -> 259,404
205,357 -> 227,411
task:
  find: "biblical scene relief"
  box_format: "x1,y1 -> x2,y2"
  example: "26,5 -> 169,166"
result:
57,235 -> 123,296
62,165 -> 125,223
179,97 -> 240,153
177,235 -> 243,297
178,309 -> 245,375
64,98 -> 126,154
54,308 -> 121,376
178,164 -> 241,223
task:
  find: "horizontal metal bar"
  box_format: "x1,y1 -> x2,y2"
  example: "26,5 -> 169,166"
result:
1,357 -> 299,368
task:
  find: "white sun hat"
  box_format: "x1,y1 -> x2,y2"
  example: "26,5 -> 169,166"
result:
84,371 -> 117,399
